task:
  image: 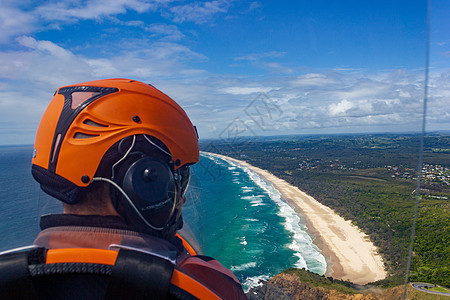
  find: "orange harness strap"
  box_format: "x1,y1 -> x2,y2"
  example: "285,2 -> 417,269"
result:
176,233 -> 198,256
46,248 -> 118,265
170,269 -> 221,300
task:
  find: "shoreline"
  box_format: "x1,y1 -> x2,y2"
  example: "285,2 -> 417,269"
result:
203,152 -> 386,285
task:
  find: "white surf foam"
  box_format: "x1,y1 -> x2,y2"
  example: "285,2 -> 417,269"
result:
231,261 -> 257,272
224,158 -> 327,275
243,274 -> 271,293
245,218 -> 259,222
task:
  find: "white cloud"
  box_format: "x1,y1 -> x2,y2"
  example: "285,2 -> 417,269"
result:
219,86 -> 273,95
36,0 -> 161,22
332,67 -> 362,72
426,69 -> 450,128
169,0 -> 232,24
2,58 -> 450,143
84,58 -> 119,77
0,35 -> 210,145
0,4 -> 35,43
17,36 -> 74,59
291,73 -> 341,87
328,99 -> 354,116
263,62 -> 293,74
110,19 -> 184,41
145,24 -> 184,41
248,1 -> 261,11
331,79 -> 389,100
13,36 -> 207,81
143,41 -> 207,61
232,52 -> 291,74
235,51 -> 286,61
122,20 -> 145,27
433,41 -> 448,47
398,90 -> 411,97
0,1 -> 182,46
0,51 -> 33,79
182,68 -> 450,138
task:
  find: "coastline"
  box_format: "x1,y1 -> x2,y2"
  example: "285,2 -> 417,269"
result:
203,152 -> 386,285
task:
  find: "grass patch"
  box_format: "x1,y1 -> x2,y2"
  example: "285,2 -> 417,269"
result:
406,285 -> 450,299
426,286 -> 450,293
282,268 -> 360,294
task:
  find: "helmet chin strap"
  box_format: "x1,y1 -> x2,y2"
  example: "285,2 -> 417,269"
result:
92,177 -> 177,232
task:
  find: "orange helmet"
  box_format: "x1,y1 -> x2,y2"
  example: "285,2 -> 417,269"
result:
31,78 -> 199,205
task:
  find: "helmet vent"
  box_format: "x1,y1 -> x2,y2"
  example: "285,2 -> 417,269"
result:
83,119 -> 108,127
51,133 -> 62,163
74,132 -> 100,139
71,91 -> 101,109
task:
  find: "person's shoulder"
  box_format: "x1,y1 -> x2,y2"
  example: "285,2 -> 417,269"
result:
178,255 -> 239,283
176,255 -> 247,300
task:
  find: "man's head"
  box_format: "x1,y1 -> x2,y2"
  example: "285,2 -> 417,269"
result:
31,78 -> 199,235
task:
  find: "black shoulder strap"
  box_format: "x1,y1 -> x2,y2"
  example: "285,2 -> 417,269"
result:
0,248 -> 175,299
0,249 -> 39,299
105,249 -> 175,300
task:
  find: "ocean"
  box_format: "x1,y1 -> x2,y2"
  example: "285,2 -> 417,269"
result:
0,145 -> 326,291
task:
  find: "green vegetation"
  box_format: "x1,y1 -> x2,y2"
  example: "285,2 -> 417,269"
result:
409,200 -> 450,287
201,133 -> 450,288
273,268 -> 449,299
426,286 -> 450,293
282,268 -> 358,294
406,286 -> 450,300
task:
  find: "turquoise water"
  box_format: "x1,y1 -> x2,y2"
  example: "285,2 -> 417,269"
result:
195,154 -> 326,290
0,146 -> 326,291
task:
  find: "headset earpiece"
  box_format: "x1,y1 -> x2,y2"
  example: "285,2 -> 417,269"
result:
113,154 -> 179,230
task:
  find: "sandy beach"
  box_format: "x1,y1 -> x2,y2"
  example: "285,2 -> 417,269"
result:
204,152 -> 386,285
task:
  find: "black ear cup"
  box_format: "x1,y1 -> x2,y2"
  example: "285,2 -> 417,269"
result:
114,155 -> 178,230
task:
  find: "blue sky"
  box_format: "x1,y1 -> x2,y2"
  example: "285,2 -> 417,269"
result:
0,0 -> 449,145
